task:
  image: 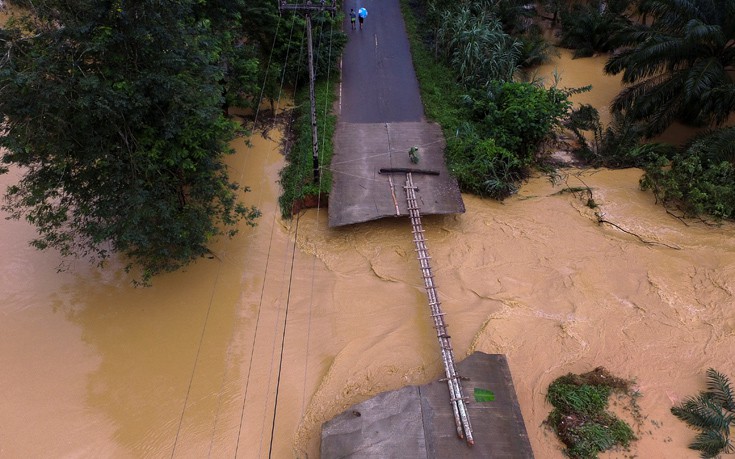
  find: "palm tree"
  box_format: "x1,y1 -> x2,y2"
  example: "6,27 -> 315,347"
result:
604,0 -> 735,137
559,0 -> 630,58
671,368 -> 735,458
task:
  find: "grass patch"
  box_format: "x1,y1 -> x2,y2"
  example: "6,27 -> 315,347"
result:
545,367 -> 638,459
278,80 -> 337,219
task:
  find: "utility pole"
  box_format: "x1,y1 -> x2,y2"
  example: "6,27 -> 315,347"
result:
279,1 -> 337,183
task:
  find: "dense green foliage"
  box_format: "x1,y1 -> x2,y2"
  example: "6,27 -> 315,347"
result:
671,368 -> 735,458
448,138 -> 523,196
546,368 -> 637,459
445,81 -> 574,195
558,0 -> 630,58
425,0 -> 553,76
433,4 -> 521,85
403,0 -> 574,198
548,382 -> 612,416
604,0 -> 735,137
278,80 -> 337,219
641,127 -> 735,219
0,0 -> 260,283
465,82 -> 573,161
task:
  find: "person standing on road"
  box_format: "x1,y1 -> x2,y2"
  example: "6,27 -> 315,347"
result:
349,8 -> 356,30
358,7 -> 367,30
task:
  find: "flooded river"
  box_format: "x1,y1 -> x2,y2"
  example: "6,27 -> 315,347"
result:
1,50 -> 734,458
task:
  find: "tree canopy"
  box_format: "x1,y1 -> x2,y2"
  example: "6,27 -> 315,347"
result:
604,0 -> 735,136
0,0 -> 261,283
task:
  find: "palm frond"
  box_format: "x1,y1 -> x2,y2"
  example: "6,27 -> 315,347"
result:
671,394 -> 731,431
689,429 -> 730,458
684,58 -> 727,100
684,19 -> 724,45
606,35 -> 690,84
648,0 -> 704,27
602,0 -> 735,132
702,83 -> 735,125
684,127 -> 735,164
705,368 -> 735,412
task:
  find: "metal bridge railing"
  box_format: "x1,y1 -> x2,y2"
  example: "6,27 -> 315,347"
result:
404,172 -> 474,445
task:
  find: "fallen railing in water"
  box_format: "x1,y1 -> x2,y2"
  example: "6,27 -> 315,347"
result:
404,171 -> 474,446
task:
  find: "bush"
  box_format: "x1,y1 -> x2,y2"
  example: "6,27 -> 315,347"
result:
641,127 -> 735,220
545,368 -> 637,459
546,382 -> 611,416
466,82 -> 573,163
448,137 -> 523,198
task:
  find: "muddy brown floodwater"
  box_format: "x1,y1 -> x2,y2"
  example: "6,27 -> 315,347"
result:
1,53 -> 735,459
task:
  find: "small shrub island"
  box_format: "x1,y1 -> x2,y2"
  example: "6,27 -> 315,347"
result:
545,367 -> 638,459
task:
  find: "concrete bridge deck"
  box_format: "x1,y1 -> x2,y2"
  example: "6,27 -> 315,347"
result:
321,352 -> 534,458
329,121 -> 464,227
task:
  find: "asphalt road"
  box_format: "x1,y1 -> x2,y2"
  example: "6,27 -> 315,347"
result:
340,0 -> 424,123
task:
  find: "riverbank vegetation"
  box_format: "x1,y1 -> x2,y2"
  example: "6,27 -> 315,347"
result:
403,0 -> 578,198
278,80 -> 338,219
403,0 -> 735,221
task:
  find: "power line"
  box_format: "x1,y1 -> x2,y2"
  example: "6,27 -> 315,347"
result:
207,9 -> 293,458
266,212 -> 302,458
301,10 -> 335,420
234,11 -> 300,459
171,7 -> 291,458
170,270 -> 223,458
263,5 -> 337,457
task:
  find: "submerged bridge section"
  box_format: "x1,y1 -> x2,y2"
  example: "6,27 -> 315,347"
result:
405,172 -> 473,443
322,174 -> 536,457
